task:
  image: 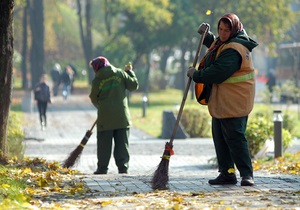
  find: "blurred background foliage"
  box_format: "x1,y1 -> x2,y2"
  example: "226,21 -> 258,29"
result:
12,0 -> 300,92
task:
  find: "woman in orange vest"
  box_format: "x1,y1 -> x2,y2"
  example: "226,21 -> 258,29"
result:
187,13 -> 258,186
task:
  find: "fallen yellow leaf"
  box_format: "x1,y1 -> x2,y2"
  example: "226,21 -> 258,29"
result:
101,200 -> 112,207
227,168 -> 235,174
2,183 -> 10,188
173,203 -> 180,210
206,10 -> 212,15
173,197 -> 183,203
22,168 -> 32,174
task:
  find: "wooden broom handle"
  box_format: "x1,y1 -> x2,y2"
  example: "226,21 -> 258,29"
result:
169,28 -> 208,144
90,120 -> 97,132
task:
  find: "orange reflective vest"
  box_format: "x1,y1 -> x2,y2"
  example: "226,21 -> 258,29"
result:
196,41 -> 255,118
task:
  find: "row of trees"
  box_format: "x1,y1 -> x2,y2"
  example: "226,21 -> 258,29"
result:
12,0 -> 299,91
1,0 -> 299,158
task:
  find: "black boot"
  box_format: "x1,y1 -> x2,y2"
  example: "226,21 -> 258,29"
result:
94,166 -> 108,175
208,173 -> 237,185
241,176 -> 254,186
94,170 -> 107,175
118,168 -> 128,174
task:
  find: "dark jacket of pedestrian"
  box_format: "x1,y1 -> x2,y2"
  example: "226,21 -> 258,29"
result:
34,80 -> 51,103
60,69 -> 72,86
34,74 -> 51,130
50,63 -> 61,96
51,63 -> 61,84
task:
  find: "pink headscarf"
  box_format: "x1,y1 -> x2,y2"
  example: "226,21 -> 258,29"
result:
90,56 -> 110,72
218,13 -> 243,38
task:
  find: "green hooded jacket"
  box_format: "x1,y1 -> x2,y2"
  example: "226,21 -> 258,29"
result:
89,65 -> 139,131
193,29 -> 258,84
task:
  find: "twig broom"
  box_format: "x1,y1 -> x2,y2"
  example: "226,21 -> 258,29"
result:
151,26 -> 208,190
62,120 -> 97,168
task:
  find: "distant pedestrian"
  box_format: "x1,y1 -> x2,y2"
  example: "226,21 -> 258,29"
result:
68,63 -> 77,93
266,70 -> 276,93
60,65 -> 74,100
89,56 -> 139,174
50,63 -> 61,96
34,74 -> 51,130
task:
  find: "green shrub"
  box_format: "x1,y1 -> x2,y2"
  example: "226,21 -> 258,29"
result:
180,106 -> 211,138
282,112 -> 297,135
246,113 -> 293,158
246,115 -> 273,158
7,111 -> 25,160
281,129 -> 293,151
253,104 -> 297,137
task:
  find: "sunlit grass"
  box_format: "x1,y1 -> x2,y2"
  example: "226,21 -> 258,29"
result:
74,79 -> 90,88
12,76 -> 22,89
0,166 -> 29,207
296,121 -> 300,137
129,89 -> 196,137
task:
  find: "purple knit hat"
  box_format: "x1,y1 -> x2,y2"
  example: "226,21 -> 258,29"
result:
90,56 -> 110,72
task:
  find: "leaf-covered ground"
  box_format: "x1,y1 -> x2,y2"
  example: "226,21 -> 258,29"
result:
0,157 -> 88,209
253,152 -> 300,175
0,153 -> 299,209
86,189 -> 299,209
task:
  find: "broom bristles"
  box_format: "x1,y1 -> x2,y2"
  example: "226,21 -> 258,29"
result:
151,142 -> 173,190
61,130 -> 92,168
61,145 -> 84,168
151,159 -> 170,190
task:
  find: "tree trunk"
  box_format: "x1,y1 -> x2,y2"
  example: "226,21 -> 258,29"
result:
159,48 -> 172,74
29,0 -> 44,88
179,40 -> 190,97
144,54 -> 151,95
0,0 -> 14,157
21,2 -> 29,89
77,0 -> 93,84
85,0 -> 93,83
104,0 -> 112,36
180,48 -> 188,96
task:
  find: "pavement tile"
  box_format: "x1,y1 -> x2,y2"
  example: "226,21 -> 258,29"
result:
22,93 -> 300,208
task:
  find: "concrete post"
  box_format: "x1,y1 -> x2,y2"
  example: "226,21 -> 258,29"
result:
142,95 -> 148,118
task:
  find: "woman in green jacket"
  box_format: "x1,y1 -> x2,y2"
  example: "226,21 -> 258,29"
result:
89,56 -> 139,174
187,13 -> 258,186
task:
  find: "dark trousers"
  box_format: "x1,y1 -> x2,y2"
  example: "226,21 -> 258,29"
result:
96,128 -> 130,173
212,116 -> 253,177
53,82 -> 59,96
37,101 -> 48,125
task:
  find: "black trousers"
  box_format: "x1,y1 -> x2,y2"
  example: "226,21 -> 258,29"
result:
37,101 -> 48,125
212,116 -> 253,177
96,128 -> 130,173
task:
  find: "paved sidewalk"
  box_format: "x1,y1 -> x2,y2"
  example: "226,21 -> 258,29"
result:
22,93 -> 300,209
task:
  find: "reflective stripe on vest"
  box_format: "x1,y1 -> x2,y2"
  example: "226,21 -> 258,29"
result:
223,71 -> 254,83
